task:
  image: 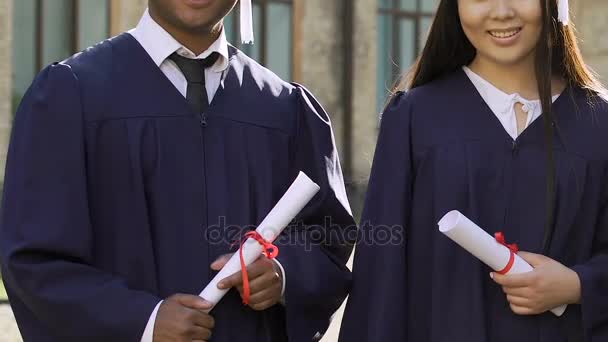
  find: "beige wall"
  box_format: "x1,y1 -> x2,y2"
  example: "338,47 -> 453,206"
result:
575,0 -> 608,83
297,0 -> 378,196
298,0 -> 346,152
350,0 -> 379,186
110,0 -> 148,35
0,0 -> 13,181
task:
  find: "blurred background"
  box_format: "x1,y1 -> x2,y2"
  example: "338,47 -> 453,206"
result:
0,0 -> 607,340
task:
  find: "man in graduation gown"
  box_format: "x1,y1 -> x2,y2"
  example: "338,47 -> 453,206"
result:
0,0 -> 355,341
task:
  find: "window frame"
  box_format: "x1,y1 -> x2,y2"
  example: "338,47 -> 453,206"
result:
378,0 -> 435,80
33,0 -> 112,70
225,0 -> 294,78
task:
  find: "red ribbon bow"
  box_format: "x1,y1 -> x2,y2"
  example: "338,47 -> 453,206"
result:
239,231 -> 279,305
494,232 -> 519,275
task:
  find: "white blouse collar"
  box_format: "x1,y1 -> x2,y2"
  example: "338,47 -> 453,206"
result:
462,66 -> 560,139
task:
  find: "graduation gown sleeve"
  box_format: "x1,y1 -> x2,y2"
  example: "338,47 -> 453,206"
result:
339,92 -> 412,342
573,165 -> 608,342
276,85 -> 355,342
0,64 -> 160,341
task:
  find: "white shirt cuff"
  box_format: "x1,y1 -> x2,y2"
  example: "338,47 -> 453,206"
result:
141,301 -> 162,342
272,258 -> 287,298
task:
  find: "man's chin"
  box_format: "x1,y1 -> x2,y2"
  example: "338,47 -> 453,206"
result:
174,14 -> 221,34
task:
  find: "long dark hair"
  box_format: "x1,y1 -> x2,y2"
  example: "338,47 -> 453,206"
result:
396,0 -> 606,253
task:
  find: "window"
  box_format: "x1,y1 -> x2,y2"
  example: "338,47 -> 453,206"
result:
224,0 -> 294,80
12,0 -> 111,115
377,0 -> 437,111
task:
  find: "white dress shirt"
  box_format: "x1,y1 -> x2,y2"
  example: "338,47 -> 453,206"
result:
129,10 -> 286,342
129,9 -> 230,103
463,66 -> 560,140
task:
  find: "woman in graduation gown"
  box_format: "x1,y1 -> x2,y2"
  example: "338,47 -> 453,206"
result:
0,1 -> 355,341
340,1 -> 608,341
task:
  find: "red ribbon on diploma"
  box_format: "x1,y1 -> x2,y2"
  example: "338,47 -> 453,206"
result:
239,231 -> 279,305
494,232 -> 519,275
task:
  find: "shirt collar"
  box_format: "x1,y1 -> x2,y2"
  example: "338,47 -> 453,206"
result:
462,66 -> 546,117
129,9 -> 230,73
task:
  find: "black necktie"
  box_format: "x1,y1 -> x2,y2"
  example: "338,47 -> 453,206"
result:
169,52 -> 220,114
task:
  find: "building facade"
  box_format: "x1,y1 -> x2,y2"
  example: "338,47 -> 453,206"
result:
1,0 -> 608,211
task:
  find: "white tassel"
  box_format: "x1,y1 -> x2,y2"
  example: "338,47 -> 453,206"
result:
557,0 -> 569,26
240,0 -> 254,44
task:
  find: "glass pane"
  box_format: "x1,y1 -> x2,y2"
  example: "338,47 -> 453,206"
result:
399,0 -> 416,11
265,3 -> 292,80
377,14 -> 393,113
422,0 -> 439,12
241,4 -> 262,61
378,0 -> 393,10
398,18 -> 415,76
419,16 -> 434,50
223,11 -> 237,43
12,0 -> 37,112
77,0 -> 109,50
41,0 -> 75,66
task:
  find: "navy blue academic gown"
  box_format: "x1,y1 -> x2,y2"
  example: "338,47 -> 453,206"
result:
340,70 -> 608,342
0,33 -> 355,341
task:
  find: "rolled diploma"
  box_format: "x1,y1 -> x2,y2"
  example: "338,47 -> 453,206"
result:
199,171 -> 320,311
438,210 -> 567,316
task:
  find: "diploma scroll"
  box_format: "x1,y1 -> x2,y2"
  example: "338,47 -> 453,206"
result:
438,210 -> 567,317
199,172 -> 320,311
